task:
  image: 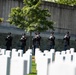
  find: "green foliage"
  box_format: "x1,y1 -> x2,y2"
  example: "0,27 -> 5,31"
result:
0,18 -> 3,23
22,4 -> 54,32
28,60 -> 37,75
23,0 -> 41,7
8,0 -> 54,32
7,7 -> 26,30
53,0 -> 76,6
46,0 -> 76,6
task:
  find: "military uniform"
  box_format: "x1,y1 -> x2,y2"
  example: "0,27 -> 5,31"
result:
63,32 -> 70,50
20,34 -> 27,53
32,33 -> 41,55
48,34 -> 55,50
5,33 -> 13,50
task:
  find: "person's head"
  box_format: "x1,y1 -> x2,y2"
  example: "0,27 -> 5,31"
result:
23,33 -> 26,36
66,31 -> 69,35
8,32 -> 11,35
38,32 -> 40,35
51,31 -> 54,35
35,32 -> 37,35
22,33 -> 26,36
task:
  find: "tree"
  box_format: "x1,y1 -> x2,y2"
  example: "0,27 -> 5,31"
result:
56,0 -> 76,6
7,7 -> 26,29
0,18 -> 3,23
47,0 -> 76,6
7,0 -> 54,48
22,0 -> 54,32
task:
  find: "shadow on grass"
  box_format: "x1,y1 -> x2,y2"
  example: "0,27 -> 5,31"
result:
32,64 -> 36,66
28,72 -> 37,75
31,72 -> 37,74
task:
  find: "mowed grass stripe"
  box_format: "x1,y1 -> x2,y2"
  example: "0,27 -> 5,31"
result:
28,56 -> 37,75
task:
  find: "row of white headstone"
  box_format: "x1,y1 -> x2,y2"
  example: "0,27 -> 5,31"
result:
0,48 -> 32,75
35,48 -> 76,75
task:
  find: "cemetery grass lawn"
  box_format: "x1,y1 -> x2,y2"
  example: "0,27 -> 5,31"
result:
28,56 -> 37,75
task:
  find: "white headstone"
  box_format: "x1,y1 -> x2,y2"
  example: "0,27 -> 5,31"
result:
49,62 -> 75,75
50,49 -> 55,62
37,55 -> 50,75
23,49 -> 32,74
61,51 -> 66,61
6,50 -> 11,57
0,55 -> 10,75
55,51 -> 62,63
11,48 -> 18,58
65,50 -> 71,62
73,52 -> 76,62
10,57 -> 27,75
1,49 -> 6,55
18,49 -> 23,57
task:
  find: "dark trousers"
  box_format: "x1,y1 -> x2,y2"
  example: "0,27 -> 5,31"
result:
33,44 -> 39,55
50,45 -> 54,50
6,46 -> 11,50
64,45 -> 70,51
21,46 -> 26,53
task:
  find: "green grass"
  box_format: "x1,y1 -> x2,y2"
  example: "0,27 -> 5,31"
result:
28,57 -> 37,75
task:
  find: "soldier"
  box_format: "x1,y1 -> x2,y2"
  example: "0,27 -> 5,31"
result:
63,32 -> 70,50
20,33 -> 27,53
32,32 -> 41,55
5,32 -> 13,50
48,31 -> 55,50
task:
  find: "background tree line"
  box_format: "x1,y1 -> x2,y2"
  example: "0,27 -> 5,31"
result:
46,0 -> 76,6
